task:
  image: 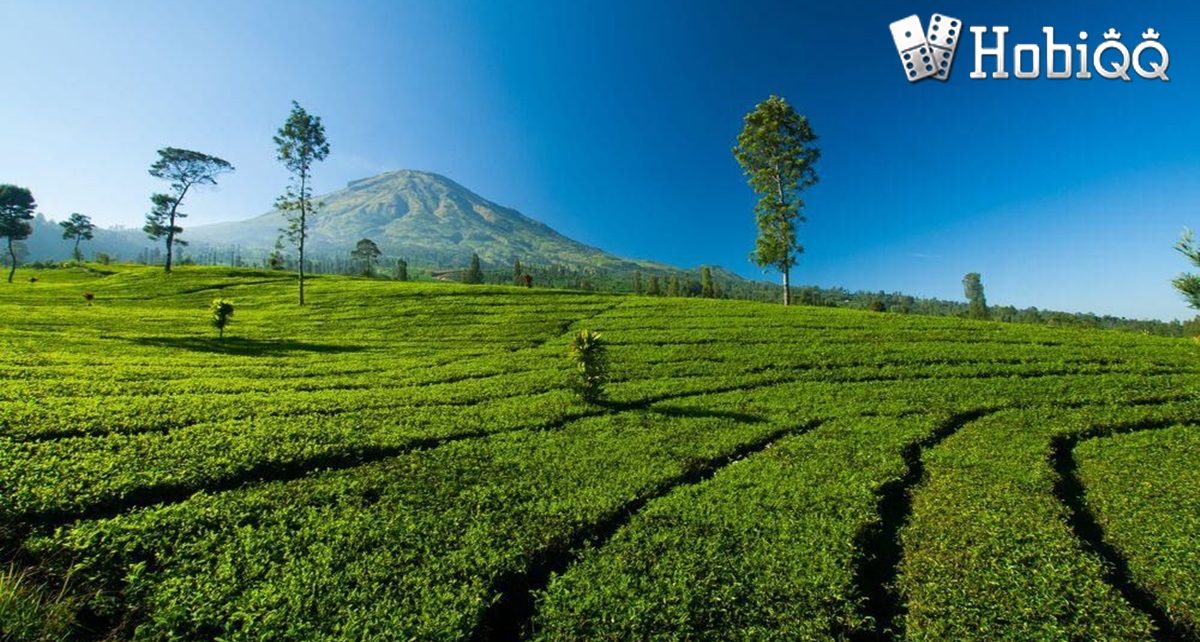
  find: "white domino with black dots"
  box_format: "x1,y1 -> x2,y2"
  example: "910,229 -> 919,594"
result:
925,13 -> 961,81
889,15 -> 938,82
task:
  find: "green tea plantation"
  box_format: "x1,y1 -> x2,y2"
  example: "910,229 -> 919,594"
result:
1,265 -> 1197,641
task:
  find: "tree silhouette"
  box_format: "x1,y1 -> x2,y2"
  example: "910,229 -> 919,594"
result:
274,101 -> 330,305
463,253 -> 484,284
0,185 -> 36,283
59,212 -> 95,262
351,238 -> 382,274
145,147 -> 234,272
962,272 -> 990,320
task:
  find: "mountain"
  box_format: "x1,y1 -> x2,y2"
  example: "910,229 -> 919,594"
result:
185,170 -> 680,274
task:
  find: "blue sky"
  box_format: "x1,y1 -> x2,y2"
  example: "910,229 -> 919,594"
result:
1,1 -> 1198,320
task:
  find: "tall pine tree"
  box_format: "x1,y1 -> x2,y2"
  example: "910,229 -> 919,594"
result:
962,272 -> 989,320
733,96 -> 820,305
274,101 -> 330,305
463,253 -> 484,284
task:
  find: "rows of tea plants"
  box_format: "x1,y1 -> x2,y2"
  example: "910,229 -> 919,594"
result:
531,413 -> 956,640
1076,424 -> 1200,637
898,403 -> 1200,641
30,411 -> 821,640
2,265 -> 1198,640
7,365 -> 1194,533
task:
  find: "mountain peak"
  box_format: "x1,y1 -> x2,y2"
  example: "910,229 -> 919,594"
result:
187,170 -> 677,274
343,169 -> 462,191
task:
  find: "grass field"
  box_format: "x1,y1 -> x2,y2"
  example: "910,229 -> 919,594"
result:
1,264 -> 1198,641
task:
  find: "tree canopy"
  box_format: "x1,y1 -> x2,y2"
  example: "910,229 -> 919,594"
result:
351,238 -> 382,274
963,272 -> 990,320
463,253 -> 484,284
701,266 -> 716,298
0,185 -> 37,283
59,212 -> 95,261
1173,228 -> 1200,310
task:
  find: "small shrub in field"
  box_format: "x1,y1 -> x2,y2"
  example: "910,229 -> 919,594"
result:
210,299 -> 234,339
82,292 -> 94,306
568,329 -> 608,403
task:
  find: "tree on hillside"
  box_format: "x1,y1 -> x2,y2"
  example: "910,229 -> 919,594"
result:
268,236 -> 286,270
647,275 -> 661,296
0,185 -> 36,283
963,272 -> 989,320
210,299 -> 234,339
274,101 -> 330,305
463,253 -> 484,284
351,238 -> 382,275
395,258 -> 409,282
59,212 -> 95,262
667,275 -> 681,297
733,95 -> 820,305
1173,228 -> 1200,310
144,147 -> 234,272
701,266 -> 716,298
512,258 -> 523,286
633,270 -> 643,295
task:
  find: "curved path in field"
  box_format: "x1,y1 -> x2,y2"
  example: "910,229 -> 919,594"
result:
898,405 -> 1198,641
1053,425 -> 1196,642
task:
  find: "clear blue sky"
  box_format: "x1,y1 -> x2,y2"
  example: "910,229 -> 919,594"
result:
1,1 -> 1198,320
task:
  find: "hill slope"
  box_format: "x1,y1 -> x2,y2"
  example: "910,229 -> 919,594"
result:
187,170 -> 679,272
2,265 -> 1198,640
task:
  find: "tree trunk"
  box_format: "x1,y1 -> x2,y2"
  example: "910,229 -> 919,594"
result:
6,237 -> 15,283
164,184 -> 191,273
165,229 -> 174,272
298,221 -> 305,305
298,174 -> 307,306
774,171 -> 792,306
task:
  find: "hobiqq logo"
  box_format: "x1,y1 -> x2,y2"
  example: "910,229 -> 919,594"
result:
890,15 -> 1170,82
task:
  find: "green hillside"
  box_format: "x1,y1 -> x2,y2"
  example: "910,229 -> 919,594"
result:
2,265 -> 1198,641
